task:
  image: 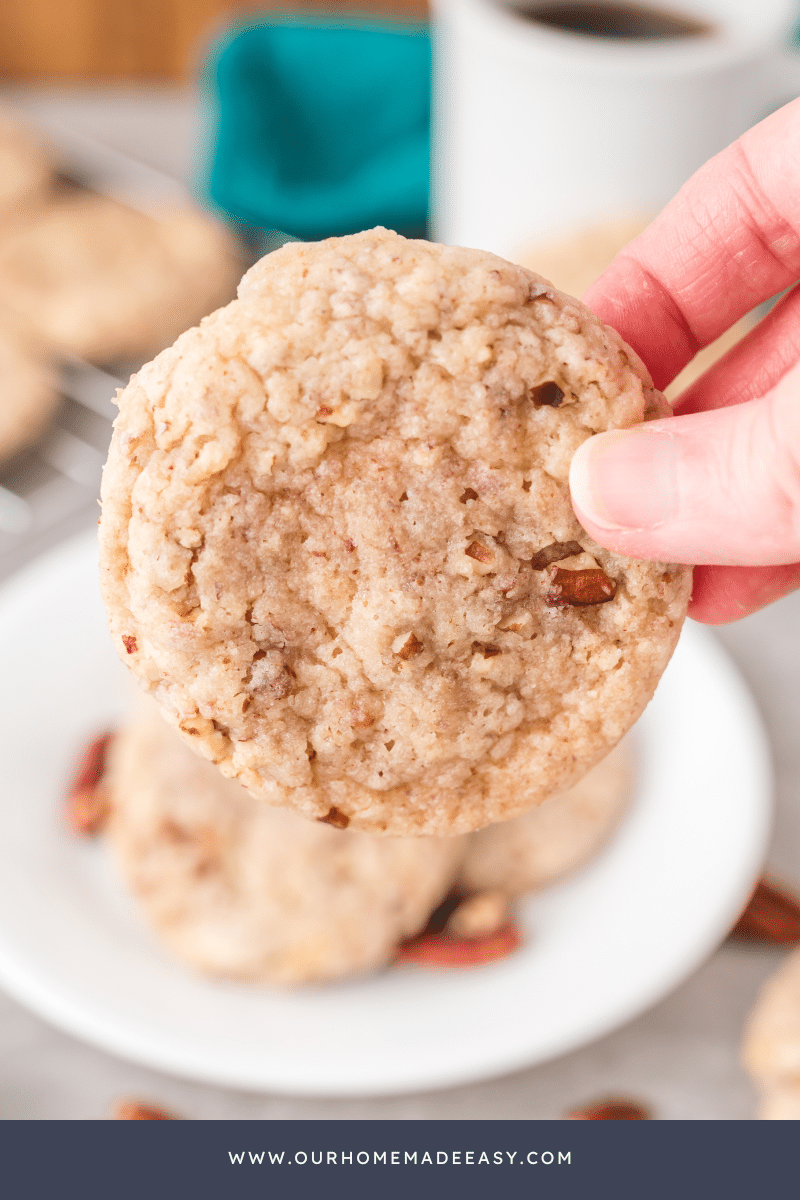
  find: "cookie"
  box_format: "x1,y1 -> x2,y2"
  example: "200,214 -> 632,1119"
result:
0,110 -> 52,220
0,192 -> 244,364
99,227 -> 691,835
105,708 -> 461,984
457,738 -> 632,895
0,325 -> 58,463
742,947 -> 800,1118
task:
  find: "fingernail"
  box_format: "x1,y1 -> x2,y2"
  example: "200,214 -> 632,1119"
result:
569,428 -> 679,531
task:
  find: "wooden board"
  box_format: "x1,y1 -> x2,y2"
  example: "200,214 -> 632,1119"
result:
0,0 -> 429,81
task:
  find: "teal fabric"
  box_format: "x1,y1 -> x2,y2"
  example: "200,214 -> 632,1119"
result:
203,18 -> 431,240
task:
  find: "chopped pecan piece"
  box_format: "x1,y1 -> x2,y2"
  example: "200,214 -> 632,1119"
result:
459,487 -> 478,503
115,1100 -> 177,1121
395,632 -> 423,660
66,732 -> 114,834
465,541 -> 493,564
395,923 -> 521,967
318,806 -> 350,830
121,635 -> 137,654
546,567 -> 617,607
567,1099 -> 650,1121
499,610 -> 531,633
530,540 -> 584,571
529,381 -> 565,407
729,880 -> 800,945
349,709 -> 375,729
472,641 -> 501,659
447,891 -> 512,939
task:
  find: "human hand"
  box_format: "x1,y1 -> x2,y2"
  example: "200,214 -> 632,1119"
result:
569,96 -> 800,624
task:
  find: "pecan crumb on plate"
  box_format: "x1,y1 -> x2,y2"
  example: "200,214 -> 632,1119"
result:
730,880 -> 800,946
66,732 -> 115,835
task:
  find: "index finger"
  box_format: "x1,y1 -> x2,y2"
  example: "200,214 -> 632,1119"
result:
584,96 -> 800,392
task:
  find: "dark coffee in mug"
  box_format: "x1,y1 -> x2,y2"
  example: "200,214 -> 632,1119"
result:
516,2 -> 714,40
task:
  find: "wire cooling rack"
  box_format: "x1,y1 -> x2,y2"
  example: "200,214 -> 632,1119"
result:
0,359 -> 124,584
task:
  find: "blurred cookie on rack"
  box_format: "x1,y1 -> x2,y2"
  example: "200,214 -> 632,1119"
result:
0,191 -> 244,365
105,707 -> 462,985
0,109 -> 53,221
0,113 -> 60,464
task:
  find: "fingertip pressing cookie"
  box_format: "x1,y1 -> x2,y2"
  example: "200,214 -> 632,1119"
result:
106,708 -> 461,984
100,228 -> 690,835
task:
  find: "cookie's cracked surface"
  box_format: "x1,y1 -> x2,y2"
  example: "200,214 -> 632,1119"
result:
100,228 -> 690,834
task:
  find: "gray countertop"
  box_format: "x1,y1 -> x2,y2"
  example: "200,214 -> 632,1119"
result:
0,87 -> 797,1121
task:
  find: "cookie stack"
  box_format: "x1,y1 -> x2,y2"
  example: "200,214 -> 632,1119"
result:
104,705 -> 633,984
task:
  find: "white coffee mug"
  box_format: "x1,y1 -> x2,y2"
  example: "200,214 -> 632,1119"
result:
431,0 -> 800,259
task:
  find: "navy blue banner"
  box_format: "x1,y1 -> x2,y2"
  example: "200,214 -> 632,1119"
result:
1,1119 -> 794,1199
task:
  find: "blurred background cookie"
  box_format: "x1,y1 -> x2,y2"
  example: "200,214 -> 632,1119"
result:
94,718 -> 638,985
0,108 -> 53,222
517,216 -> 653,308
0,191 -> 245,365
742,946 -> 800,1118
458,739 -> 633,896
105,708 -> 462,985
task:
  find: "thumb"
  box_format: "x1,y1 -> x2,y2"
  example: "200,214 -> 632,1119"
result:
569,357 -> 800,566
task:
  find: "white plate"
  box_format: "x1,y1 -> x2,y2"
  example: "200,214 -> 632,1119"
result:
0,532 -> 772,1096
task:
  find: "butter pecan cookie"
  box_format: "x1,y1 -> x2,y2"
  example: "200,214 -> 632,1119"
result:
99,228 -> 690,835
106,708 -> 461,984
